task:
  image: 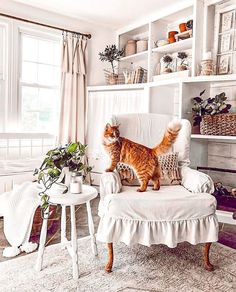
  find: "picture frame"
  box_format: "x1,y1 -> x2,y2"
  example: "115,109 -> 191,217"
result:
218,54 -> 230,74
220,33 -> 231,53
221,10 -> 234,32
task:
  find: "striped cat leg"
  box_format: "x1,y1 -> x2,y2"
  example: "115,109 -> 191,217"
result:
137,180 -> 149,192
151,167 -> 161,191
136,172 -> 149,192
106,155 -> 120,172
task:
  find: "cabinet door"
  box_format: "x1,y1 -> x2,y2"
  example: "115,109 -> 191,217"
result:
86,89 -> 149,176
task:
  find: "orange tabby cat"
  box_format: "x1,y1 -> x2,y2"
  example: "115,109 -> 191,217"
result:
103,120 -> 182,192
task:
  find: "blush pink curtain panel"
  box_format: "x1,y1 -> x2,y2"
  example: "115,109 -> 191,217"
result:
58,33 -> 87,144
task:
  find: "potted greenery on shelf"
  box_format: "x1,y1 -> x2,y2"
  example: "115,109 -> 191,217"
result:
34,142 -> 92,217
192,90 -> 232,134
99,44 -> 124,85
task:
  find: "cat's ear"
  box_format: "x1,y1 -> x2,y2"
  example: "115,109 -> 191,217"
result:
105,123 -> 111,129
115,123 -> 121,128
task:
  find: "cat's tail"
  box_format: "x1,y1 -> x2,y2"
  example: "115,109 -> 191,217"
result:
152,119 -> 182,156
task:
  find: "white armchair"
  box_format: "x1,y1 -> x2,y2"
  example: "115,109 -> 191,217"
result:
97,113 -> 218,273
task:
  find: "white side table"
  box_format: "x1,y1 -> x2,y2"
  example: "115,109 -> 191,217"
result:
35,185 -> 98,280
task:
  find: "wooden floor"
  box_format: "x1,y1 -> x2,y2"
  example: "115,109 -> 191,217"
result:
0,197 -> 236,263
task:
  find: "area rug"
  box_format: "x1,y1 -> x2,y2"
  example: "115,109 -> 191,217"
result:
0,237 -> 235,292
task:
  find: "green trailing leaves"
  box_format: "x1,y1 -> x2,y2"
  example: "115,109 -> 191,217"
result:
192,90 -> 232,126
34,141 -> 93,219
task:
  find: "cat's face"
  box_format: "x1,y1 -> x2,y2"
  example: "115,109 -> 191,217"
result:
104,123 -> 120,144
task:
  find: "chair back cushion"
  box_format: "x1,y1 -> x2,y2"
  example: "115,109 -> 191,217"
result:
110,113 -> 191,166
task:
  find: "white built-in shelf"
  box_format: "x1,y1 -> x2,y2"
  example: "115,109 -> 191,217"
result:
88,74 -> 236,91
183,74 -> 236,83
87,83 -> 147,91
152,38 -> 193,54
148,79 -> 181,88
120,50 -> 148,61
191,134 -> 236,141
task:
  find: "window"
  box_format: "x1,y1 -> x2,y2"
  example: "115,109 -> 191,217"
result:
20,33 -> 61,133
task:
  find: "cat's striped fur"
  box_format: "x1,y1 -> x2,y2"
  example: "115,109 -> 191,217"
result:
103,120 -> 182,192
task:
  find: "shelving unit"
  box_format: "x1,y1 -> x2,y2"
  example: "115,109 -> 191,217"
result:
191,134 -> 236,141
87,0 -> 236,223
152,38 -> 193,54
120,50 -> 148,61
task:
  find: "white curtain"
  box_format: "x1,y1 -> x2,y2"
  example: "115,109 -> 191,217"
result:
58,33 -> 87,144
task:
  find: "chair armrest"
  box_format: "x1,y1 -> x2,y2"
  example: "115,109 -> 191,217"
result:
99,170 -> 122,200
181,166 -> 214,194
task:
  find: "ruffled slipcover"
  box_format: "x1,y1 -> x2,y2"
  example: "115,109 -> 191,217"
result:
97,114 -> 219,248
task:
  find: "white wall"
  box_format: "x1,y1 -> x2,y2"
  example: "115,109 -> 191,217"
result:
0,0 -> 116,86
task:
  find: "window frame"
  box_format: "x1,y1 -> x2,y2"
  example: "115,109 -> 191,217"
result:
0,17 -> 61,134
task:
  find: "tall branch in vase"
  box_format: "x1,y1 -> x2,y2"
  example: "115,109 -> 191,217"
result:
99,44 -> 124,85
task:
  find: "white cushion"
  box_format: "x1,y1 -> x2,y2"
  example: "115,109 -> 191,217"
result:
97,185 -> 219,247
102,185 -> 216,221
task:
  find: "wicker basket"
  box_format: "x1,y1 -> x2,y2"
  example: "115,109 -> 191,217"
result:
104,68 -> 147,85
200,113 -> 236,136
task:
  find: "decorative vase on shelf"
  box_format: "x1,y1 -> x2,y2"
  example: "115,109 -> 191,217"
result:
178,64 -> 188,71
125,39 -> 136,56
179,23 -> 187,33
136,40 -> 148,53
162,67 -> 173,74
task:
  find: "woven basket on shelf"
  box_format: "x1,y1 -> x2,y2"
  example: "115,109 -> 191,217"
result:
200,113 -> 236,136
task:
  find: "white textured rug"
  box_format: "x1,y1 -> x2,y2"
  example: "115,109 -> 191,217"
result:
0,237 -> 235,292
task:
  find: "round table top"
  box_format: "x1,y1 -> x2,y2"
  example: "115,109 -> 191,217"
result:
48,185 -> 98,206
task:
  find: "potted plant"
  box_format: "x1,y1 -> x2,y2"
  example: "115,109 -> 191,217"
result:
177,52 -> 188,71
99,44 -> 124,85
162,54 -> 173,73
34,142 -> 92,217
192,90 -> 231,134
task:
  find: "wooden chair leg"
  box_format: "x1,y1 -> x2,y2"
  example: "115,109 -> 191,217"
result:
105,243 -> 113,273
204,242 -> 214,271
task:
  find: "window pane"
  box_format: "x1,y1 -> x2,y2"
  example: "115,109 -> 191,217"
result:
21,61 -> 38,83
53,42 -> 61,66
38,39 -> 54,64
22,35 -> 38,62
38,64 -> 54,85
53,67 -> 61,86
21,86 -> 60,133
21,86 -> 39,132
20,33 -> 61,133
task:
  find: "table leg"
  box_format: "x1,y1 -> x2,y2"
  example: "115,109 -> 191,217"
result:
70,205 -> 79,280
61,205 -> 67,249
86,201 -> 98,256
35,209 -> 48,271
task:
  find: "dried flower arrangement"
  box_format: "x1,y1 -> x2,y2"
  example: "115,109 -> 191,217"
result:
177,52 -> 188,71
162,54 -> 173,73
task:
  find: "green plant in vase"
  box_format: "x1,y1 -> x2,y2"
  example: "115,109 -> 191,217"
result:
192,90 -> 231,132
34,142 -> 92,218
99,44 -> 124,85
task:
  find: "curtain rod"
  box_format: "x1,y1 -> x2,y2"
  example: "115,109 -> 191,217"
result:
0,13 -> 92,39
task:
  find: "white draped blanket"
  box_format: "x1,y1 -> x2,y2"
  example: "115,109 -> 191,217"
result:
0,182 -> 40,257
